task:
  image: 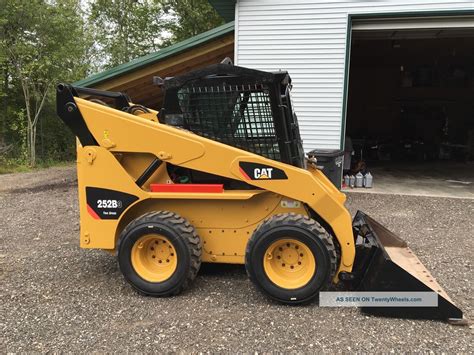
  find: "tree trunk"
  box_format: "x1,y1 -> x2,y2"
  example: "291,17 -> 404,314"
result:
26,119 -> 32,165
2,67 -> 8,140
30,124 -> 36,166
19,76 -> 49,167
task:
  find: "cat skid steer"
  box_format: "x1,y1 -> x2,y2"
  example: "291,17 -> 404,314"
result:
56,62 -> 464,324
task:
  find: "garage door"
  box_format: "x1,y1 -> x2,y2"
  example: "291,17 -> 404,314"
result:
345,15 -> 474,196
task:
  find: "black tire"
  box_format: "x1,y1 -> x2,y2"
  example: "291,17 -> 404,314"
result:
245,213 -> 337,304
118,211 -> 201,296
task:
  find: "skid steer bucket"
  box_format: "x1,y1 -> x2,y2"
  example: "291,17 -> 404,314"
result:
351,211 -> 464,323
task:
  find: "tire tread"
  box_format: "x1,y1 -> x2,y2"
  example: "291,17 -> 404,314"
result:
245,213 -> 337,302
118,210 -> 201,296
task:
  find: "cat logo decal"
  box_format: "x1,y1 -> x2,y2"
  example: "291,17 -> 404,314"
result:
239,162 -> 287,181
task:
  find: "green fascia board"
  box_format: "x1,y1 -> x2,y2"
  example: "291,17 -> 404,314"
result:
208,0 -> 236,22
74,21 -> 235,87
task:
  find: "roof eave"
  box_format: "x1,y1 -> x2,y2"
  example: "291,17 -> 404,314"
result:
74,21 -> 235,87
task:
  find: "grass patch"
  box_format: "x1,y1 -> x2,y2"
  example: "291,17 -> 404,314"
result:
0,164 -> 31,174
0,160 -> 75,174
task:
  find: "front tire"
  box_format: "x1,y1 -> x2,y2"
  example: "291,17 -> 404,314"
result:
118,211 -> 201,296
245,213 -> 337,304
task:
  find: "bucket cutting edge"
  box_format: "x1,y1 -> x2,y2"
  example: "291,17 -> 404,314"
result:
350,211 -> 465,323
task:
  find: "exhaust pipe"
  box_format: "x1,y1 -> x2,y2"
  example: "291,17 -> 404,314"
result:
350,211 -> 465,324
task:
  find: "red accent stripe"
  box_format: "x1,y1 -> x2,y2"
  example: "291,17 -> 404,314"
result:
87,204 -> 100,220
239,166 -> 251,180
150,184 -> 224,193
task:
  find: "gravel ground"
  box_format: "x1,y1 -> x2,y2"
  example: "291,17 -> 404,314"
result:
1,166 -> 472,352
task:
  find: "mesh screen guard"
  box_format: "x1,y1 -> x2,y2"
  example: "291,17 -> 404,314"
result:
160,64 -> 304,167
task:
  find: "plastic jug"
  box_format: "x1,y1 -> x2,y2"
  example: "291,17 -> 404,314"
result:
364,172 -> 373,188
349,175 -> 355,188
344,175 -> 350,186
355,172 -> 364,188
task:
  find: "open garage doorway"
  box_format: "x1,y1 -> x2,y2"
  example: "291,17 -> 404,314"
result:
345,16 -> 474,198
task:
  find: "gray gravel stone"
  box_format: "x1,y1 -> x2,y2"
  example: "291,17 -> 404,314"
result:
1,166 -> 472,352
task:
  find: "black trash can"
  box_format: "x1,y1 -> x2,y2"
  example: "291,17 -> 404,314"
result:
307,149 -> 344,189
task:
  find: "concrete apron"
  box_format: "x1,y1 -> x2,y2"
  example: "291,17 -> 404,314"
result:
342,175 -> 474,199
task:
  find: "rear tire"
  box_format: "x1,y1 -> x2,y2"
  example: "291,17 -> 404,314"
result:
118,211 -> 201,296
245,213 -> 337,304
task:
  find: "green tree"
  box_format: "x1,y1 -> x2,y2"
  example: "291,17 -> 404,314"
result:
89,0 -> 168,69
0,0 -> 89,166
163,0 -> 224,44
0,0 -> 225,171
88,0 -> 224,70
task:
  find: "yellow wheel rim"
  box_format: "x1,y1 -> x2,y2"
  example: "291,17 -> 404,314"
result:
131,234 -> 178,282
263,238 -> 316,289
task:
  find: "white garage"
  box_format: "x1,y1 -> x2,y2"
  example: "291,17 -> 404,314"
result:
230,1 -> 474,193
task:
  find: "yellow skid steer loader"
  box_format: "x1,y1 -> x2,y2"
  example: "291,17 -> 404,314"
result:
57,62 -> 464,323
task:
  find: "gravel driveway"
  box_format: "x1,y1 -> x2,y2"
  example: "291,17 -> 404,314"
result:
1,166 -> 472,352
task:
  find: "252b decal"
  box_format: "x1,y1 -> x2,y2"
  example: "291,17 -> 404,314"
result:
97,199 -> 122,209
86,187 -> 138,220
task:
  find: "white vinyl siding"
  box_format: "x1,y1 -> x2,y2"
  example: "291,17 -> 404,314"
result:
235,0 -> 474,151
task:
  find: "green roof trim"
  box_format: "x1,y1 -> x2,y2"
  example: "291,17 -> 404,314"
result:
208,0 -> 236,22
74,21 -> 235,87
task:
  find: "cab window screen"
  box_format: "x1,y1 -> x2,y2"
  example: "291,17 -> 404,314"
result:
177,83 -> 280,161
